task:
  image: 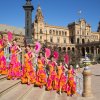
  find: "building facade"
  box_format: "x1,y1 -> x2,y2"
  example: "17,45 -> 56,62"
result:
33,6 -> 100,56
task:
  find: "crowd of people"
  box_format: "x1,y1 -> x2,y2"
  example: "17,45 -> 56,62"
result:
0,33 -> 77,96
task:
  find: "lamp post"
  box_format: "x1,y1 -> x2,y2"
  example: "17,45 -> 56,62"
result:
82,54 -> 93,97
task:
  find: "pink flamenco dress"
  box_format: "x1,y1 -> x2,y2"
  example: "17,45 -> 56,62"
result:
21,51 -> 36,84
35,58 -> 47,88
46,61 -> 58,91
7,45 -> 21,80
57,66 -> 67,92
67,69 -> 76,96
0,39 -> 7,75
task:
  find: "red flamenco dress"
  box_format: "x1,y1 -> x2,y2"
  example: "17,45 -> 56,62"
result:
46,61 -> 58,90
67,69 -> 76,96
0,39 -> 7,75
21,51 -> 36,84
7,45 -> 21,80
35,57 -> 47,88
57,66 -> 67,92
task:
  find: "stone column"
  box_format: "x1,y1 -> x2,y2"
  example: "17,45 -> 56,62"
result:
82,67 -> 93,97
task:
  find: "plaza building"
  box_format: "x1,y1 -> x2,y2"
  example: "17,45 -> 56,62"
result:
0,6 -> 100,57
33,6 -> 100,56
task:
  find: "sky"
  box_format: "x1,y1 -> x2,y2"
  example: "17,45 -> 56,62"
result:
0,0 -> 100,31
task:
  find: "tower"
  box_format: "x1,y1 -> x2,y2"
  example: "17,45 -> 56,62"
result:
23,0 -> 34,44
33,5 -> 45,40
35,5 -> 44,23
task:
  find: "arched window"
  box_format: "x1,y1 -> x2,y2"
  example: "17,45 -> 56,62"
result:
82,39 -> 85,44
71,38 -> 74,44
68,47 -> 70,51
63,47 -> 66,51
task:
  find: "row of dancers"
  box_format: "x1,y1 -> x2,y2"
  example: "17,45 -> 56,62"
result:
0,34 -> 76,96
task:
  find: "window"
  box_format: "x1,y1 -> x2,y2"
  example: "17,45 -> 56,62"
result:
77,38 -> 79,44
50,37 -> 53,42
40,36 -> 42,40
71,37 -> 74,44
40,29 -> 43,34
82,39 -> 85,44
65,32 -> 67,36
56,31 -> 58,35
59,31 -> 61,35
64,38 -> 66,43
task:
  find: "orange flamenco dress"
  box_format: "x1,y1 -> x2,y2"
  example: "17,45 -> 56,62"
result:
0,39 -> 7,75
7,45 -> 21,80
21,52 -> 36,84
35,58 -> 47,88
67,69 -> 76,96
46,61 -> 58,90
57,66 -> 67,92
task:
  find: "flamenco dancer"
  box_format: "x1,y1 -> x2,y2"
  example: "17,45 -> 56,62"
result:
46,56 -> 58,90
35,52 -> 47,88
0,34 -> 7,75
67,65 -> 76,96
21,45 -> 36,85
7,39 -> 22,80
57,61 -> 67,94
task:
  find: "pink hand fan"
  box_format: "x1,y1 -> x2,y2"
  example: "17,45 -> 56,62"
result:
35,42 -> 41,53
64,54 -> 69,64
7,31 -> 13,41
45,48 -> 51,58
53,51 -> 59,60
